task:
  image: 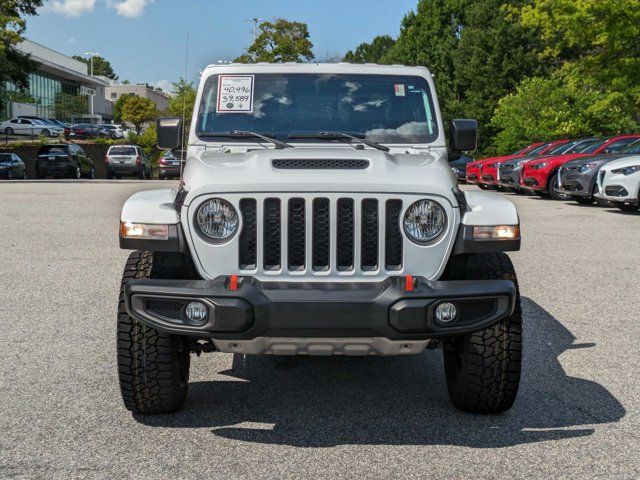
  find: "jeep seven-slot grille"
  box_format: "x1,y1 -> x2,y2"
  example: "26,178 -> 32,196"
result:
272,158 -> 369,169
238,197 -> 404,273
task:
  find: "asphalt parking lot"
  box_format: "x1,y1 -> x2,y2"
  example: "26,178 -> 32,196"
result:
1,181 -> 639,479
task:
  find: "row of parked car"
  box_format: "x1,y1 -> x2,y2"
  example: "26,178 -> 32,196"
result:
0,144 -> 181,180
464,134 -> 640,212
0,116 -> 129,140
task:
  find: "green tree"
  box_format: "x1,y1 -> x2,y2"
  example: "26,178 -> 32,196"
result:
343,35 -> 395,64
234,18 -> 314,63
113,93 -> 135,123
490,0 -> 640,153
0,0 -> 43,114
166,77 -> 196,133
72,54 -> 118,80
491,76 -> 636,153
121,96 -> 158,134
519,0 -> 640,122
382,0 -> 470,121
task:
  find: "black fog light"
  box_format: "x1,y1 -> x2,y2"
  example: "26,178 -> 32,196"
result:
185,301 -> 208,326
435,302 -> 457,324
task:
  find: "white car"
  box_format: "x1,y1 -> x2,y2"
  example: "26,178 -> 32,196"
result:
98,124 -> 125,139
116,63 -> 523,415
0,118 -> 64,137
595,154 -> 640,212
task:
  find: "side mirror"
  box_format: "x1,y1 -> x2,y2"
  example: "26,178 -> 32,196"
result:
450,119 -> 478,156
156,117 -> 183,150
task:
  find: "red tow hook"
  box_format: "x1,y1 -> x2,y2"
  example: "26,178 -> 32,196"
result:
404,274 -> 415,292
228,274 -> 239,291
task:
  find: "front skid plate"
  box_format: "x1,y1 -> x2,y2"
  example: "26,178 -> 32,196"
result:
212,337 -> 431,356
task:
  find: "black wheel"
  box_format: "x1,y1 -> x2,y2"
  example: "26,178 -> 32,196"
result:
478,184 -> 489,190
89,167 -> 96,179
106,169 -> 113,180
22,171 -> 27,179
4,127 -> 14,135
117,251 -> 191,414
443,253 -> 522,414
36,170 -> 45,179
138,167 -> 145,180
548,172 -> 570,200
73,165 -> 81,179
595,197 -> 614,208
41,129 -> 50,137
7,170 -> 13,180
616,202 -> 639,212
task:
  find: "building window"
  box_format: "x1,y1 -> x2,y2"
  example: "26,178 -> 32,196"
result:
111,92 -> 118,99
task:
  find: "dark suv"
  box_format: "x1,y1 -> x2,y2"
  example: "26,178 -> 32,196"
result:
36,144 -> 95,179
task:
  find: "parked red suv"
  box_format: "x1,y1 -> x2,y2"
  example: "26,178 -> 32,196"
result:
479,140 -> 570,189
466,142 -> 543,187
520,134 -> 640,199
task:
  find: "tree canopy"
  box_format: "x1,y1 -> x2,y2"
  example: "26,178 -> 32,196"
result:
343,0 -> 640,154
121,96 -> 158,134
343,35 -> 395,64
72,54 -> 118,80
113,93 -> 135,123
0,0 -> 43,113
166,77 -> 196,132
234,18 -> 314,63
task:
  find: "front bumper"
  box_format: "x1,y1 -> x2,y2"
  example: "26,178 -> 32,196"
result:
125,276 -> 516,346
558,169 -> 596,197
595,171 -> 639,203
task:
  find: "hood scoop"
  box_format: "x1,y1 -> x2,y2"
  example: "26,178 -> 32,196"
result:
272,158 -> 370,170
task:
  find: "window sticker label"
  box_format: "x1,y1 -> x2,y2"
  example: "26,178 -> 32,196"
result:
217,75 -> 254,113
394,84 -> 406,97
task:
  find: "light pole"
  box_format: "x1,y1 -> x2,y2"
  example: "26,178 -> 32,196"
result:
84,52 -> 100,117
244,18 -> 264,42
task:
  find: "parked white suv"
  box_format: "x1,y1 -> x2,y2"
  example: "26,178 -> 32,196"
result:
105,145 -> 151,179
117,63 -> 523,415
595,154 -> 640,212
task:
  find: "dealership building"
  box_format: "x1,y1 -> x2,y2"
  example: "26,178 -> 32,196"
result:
1,39 -> 113,123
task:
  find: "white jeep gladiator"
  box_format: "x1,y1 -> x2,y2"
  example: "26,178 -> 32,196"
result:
117,63 -> 522,415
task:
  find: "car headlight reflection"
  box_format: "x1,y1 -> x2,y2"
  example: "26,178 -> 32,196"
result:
196,198 -> 239,241
611,165 -> 640,176
403,200 -> 447,244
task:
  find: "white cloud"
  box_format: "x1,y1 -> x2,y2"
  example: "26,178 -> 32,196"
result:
153,79 -> 172,94
68,37 -> 76,44
47,0 -> 96,18
108,0 -> 154,18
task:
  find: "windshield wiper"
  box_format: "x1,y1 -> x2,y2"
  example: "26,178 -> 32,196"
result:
200,130 -> 292,149
288,131 -> 390,152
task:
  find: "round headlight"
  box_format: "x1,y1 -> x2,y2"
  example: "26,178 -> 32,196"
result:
403,200 -> 446,244
196,198 -> 239,241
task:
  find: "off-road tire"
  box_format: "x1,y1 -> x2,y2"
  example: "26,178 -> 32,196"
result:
117,251 -> 191,414
443,252 -> 522,414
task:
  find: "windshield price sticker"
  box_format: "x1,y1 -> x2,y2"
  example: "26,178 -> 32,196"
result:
217,75 -> 255,113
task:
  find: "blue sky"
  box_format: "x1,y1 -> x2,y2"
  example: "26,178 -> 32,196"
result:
26,0 -> 418,92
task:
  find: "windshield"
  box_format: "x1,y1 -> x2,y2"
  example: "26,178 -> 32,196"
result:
197,73 -> 439,144
623,140 -> 640,154
0,154 -> 12,162
109,147 -> 137,155
580,140 -> 607,154
527,142 -> 553,156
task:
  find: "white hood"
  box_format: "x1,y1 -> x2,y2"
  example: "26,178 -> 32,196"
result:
181,146 -> 459,207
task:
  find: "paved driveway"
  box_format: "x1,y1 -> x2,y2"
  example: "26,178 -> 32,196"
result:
0,182 -> 638,479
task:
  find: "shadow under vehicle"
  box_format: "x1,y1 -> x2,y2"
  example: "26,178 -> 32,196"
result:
135,297 -> 624,449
